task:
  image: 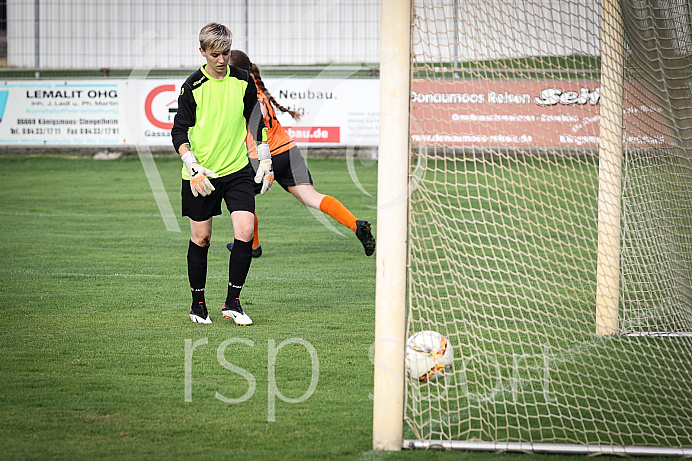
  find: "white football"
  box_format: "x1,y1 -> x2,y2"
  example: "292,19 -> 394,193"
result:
405,330 -> 454,382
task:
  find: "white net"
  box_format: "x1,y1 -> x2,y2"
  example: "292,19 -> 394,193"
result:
405,0 -> 692,451
618,1 -> 692,335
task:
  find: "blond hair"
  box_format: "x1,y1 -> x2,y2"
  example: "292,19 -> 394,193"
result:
199,23 -> 232,52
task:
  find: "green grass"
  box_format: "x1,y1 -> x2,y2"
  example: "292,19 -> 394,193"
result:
413,55 -> 601,80
0,155 -> 687,460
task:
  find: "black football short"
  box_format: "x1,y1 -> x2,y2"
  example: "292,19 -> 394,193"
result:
250,146 -> 313,194
182,163 -> 255,222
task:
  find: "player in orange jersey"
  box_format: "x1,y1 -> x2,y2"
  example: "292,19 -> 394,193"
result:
226,50 -> 375,257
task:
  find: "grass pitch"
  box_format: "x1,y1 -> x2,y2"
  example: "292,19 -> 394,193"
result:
0,155 -> 678,460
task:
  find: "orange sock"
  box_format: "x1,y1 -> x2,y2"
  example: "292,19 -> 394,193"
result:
252,211 -> 260,248
319,195 -> 358,232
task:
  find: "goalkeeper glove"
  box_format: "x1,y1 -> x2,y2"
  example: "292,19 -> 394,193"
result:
254,143 -> 274,194
181,151 -> 218,197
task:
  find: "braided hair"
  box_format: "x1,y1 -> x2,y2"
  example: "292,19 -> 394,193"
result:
230,50 -> 302,121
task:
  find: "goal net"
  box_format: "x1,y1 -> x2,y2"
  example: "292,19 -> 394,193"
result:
395,0 -> 692,454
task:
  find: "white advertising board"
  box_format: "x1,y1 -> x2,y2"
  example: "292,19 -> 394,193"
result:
0,80 -> 130,146
0,77 -> 381,149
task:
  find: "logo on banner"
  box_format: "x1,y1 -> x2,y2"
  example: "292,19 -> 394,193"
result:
0,91 -> 8,123
144,84 -> 177,130
284,126 -> 340,143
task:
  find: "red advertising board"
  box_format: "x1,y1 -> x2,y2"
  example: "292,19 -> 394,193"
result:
410,80 -> 666,149
283,126 -> 340,143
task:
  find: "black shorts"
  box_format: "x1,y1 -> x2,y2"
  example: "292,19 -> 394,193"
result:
250,146 -> 313,194
182,163 -> 255,221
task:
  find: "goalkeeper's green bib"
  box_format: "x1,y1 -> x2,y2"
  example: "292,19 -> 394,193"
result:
178,65 -> 250,179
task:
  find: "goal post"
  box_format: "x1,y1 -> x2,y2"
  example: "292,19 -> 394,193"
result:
374,0 -> 692,455
372,0 -> 411,451
595,0 -> 625,335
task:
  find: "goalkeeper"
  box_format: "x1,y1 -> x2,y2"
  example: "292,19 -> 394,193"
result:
171,23 -> 273,326
226,50 -> 376,258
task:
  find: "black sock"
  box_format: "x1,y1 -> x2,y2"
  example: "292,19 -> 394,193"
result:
226,239 -> 252,305
187,240 -> 209,306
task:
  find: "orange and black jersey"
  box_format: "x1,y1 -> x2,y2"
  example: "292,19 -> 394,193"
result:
245,77 -> 296,158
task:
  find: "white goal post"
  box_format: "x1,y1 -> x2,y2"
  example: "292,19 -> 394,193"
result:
372,0 -> 411,451
373,0 -> 692,455
595,0 -> 625,336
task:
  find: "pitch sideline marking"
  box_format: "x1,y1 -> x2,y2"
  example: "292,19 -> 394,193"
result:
136,146 -> 181,233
